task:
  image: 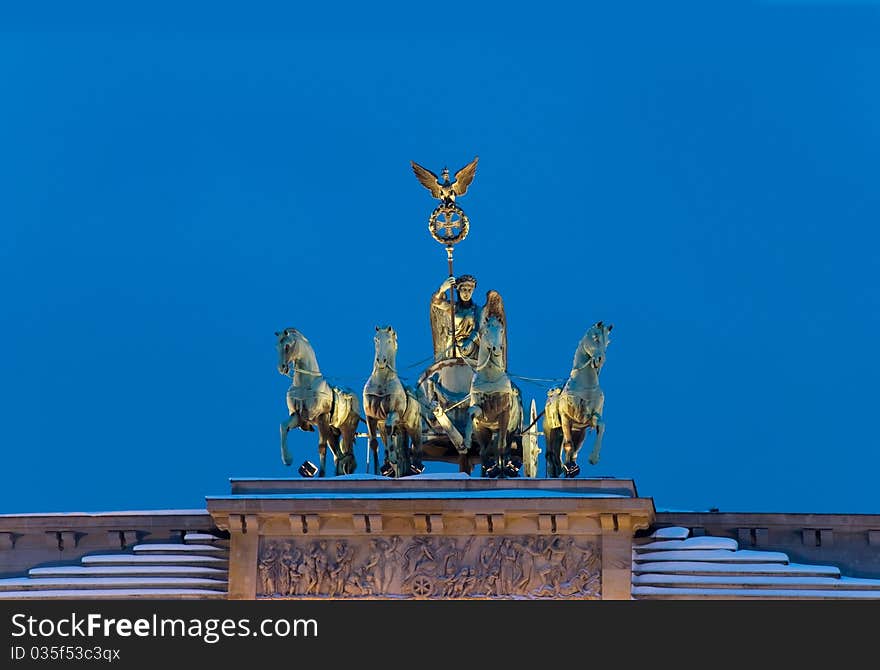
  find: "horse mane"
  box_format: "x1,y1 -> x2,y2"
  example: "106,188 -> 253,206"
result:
482,290 -> 505,328
477,289 -> 508,370
278,327 -> 304,341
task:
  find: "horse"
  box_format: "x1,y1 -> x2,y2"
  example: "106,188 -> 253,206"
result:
362,325 -> 424,478
275,328 -> 362,477
543,321 -> 613,478
462,292 -> 523,478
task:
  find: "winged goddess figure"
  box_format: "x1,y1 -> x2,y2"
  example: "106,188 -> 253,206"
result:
411,157 -> 479,208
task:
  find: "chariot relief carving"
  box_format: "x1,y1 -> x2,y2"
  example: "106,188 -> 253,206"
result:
257,535 -> 600,599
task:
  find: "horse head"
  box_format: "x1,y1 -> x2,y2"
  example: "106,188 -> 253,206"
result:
579,321 -> 613,371
476,315 -> 506,372
275,327 -> 305,375
482,316 -> 505,357
373,325 -> 398,371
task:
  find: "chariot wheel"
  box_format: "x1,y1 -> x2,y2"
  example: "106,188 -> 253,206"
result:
410,575 -> 434,598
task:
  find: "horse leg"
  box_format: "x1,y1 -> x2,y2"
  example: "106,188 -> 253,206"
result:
338,420 -> 358,475
588,416 -> 605,465
407,425 -> 424,475
564,426 -> 585,478
393,431 -> 410,478
366,416 -> 380,475
317,441 -> 327,477
457,452 -> 470,474
561,415 -> 577,475
280,412 -> 300,466
463,405 -> 481,457
377,424 -> 394,477
544,428 -> 562,478
497,407 -> 510,477
327,432 -> 348,476
385,411 -> 403,477
476,427 -> 498,478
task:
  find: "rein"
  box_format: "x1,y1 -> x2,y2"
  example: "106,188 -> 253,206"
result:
474,345 -> 504,373
371,362 -> 398,375
287,365 -> 323,378
571,342 -> 600,374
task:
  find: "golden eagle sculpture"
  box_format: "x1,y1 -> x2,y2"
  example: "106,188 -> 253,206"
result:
410,156 -> 479,207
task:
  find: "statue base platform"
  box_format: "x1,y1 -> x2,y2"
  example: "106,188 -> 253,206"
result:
207,475 -> 654,600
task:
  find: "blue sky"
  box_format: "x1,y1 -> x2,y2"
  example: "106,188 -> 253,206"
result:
2,2 -> 878,514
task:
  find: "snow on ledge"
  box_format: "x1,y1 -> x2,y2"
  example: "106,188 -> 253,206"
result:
633,574 -> 880,588
634,549 -> 789,563
649,526 -> 690,539
132,544 -> 225,553
82,554 -> 226,564
637,537 -> 739,551
0,588 -> 226,599
30,566 -> 228,576
184,533 -> 225,542
633,561 -> 839,576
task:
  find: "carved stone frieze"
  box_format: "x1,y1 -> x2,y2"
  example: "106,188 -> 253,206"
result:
257,535 -> 600,599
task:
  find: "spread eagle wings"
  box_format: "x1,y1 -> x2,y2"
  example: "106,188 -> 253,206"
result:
451,156 -> 479,196
410,161 -> 443,198
410,156 -> 479,198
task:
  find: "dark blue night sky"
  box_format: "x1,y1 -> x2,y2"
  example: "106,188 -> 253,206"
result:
2,2 -> 878,513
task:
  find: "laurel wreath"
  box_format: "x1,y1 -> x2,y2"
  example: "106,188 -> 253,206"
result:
428,205 -> 470,246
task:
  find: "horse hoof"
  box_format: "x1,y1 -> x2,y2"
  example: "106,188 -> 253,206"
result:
504,460 -> 521,478
482,459 -> 501,479
298,461 -> 319,478
563,463 -> 580,478
380,461 -> 396,478
409,463 -> 425,476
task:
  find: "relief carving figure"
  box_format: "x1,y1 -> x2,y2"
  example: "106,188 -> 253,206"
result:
277,543 -> 293,595
344,566 -> 373,597
298,542 -> 318,595
498,538 -> 522,594
477,539 -> 502,597
283,544 -> 305,596
258,541 -> 278,596
444,567 -> 477,598
330,541 -> 354,596
363,537 -> 399,595
258,535 -> 599,599
402,537 -> 436,584
311,540 -> 331,595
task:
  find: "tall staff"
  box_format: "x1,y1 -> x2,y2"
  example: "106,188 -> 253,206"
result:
445,244 -> 457,357
410,157 -> 479,359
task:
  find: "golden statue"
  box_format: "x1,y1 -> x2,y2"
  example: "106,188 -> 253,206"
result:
429,274 -> 482,363
410,157 -> 479,208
